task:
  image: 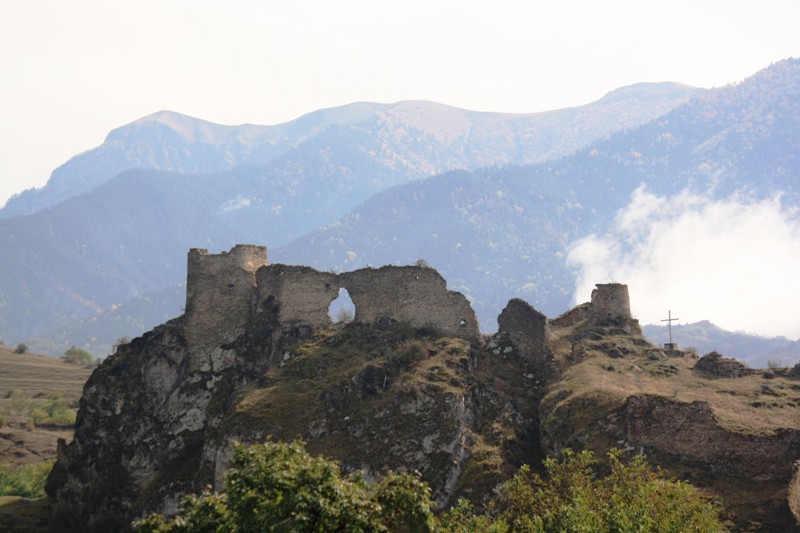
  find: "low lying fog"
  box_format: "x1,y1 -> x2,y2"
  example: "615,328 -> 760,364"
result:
568,185 -> 800,340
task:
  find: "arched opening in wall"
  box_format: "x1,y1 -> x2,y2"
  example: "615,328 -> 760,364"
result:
328,287 -> 356,324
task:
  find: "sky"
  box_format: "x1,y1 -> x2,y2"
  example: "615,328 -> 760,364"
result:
567,188 -> 800,339
1,1 -> 800,339
2,0 -> 800,207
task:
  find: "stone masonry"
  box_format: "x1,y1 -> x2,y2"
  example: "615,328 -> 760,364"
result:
185,245 -> 268,350
185,245 -> 480,349
497,298 -> 550,370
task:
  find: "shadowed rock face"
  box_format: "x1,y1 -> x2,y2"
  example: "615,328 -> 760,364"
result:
790,462 -> 800,526
497,298 -> 551,375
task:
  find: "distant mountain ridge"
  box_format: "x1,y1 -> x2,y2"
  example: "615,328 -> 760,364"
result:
273,59 -> 800,339
2,60 -> 800,362
0,83 -> 698,218
643,320 -> 800,368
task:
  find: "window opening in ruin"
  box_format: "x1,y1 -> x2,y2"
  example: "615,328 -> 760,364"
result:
328,287 -> 356,324
459,319 -> 467,327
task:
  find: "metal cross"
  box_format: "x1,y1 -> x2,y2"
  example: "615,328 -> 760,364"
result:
661,310 -> 679,345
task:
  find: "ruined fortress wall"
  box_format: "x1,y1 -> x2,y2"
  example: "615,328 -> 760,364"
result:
255,264 -> 337,329
186,246 -> 479,345
184,245 -> 268,349
339,266 -> 479,340
497,298 -> 548,365
590,283 -> 632,320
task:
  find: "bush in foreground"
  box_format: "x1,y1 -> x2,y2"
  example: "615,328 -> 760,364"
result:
467,448 -> 723,532
0,461 -> 53,497
135,442 -> 722,532
134,440 -> 436,532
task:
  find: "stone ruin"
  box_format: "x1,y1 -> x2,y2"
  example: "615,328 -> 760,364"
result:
549,282 -> 641,335
181,247 -> 641,372
184,244 -> 480,350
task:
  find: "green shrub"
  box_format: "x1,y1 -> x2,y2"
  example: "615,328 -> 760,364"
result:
448,448 -> 724,533
62,346 -> 93,366
0,461 -> 53,497
135,442 -> 722,532
134,440 -> 436,532
29,392 -> 76,428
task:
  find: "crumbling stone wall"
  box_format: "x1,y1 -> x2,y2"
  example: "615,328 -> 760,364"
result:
187,246 -> 479,345
339,266 -> 479,340
497,298 -> 550,369
185,245 -> 268,350
256,264 -> 337,331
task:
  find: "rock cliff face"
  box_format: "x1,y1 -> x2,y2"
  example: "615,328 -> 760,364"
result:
46,246 -> 543,528
542,304 -> 800,531
46,250 -> 800,530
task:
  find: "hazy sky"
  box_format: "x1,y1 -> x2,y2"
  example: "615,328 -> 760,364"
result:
2,0 -> 799,207
568,188 -> 800,339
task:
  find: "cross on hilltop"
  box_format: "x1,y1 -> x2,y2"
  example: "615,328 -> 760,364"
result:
661,310 -> 679,350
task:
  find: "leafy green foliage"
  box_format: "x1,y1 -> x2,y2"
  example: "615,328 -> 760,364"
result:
448,449 -> 723,533
135,441 -> 721,533
61,346 -> 93,366
28,392 -> 76,427
0,461 -> 53,497
134,440 -> 436,532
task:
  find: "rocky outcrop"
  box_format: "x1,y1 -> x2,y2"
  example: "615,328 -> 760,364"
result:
45,251 -> 800,530
45,247 -> 531,528
790,461 -> 800,527
497,298 -> 552,375
694,350 -> 756,378
612,395 -> 800,479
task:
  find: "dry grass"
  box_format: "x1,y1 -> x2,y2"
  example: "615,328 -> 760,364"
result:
0,346 -> 91,402
547,331 -> 800,436
0,345 -> 92,468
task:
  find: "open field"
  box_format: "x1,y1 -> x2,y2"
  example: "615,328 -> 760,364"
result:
0,346 -> 92,468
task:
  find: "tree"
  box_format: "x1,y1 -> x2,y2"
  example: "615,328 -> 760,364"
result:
62,346 -> 93,366
13,343 -> 28,354
442,449 -> 723,533
135,442 -> 722,532
134,440 -> 436,532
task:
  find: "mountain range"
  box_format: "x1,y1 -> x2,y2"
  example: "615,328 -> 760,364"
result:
1,58 -> 799,367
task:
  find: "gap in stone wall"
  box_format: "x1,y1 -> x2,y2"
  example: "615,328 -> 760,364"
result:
328,287 -> 356,323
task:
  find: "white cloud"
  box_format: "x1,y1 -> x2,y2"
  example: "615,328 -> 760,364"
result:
567,186 -> 800,339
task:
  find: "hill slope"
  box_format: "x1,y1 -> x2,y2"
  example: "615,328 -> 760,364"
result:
0,85 -> 699,348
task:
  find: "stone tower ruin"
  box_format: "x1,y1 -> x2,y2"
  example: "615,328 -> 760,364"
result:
589,283 -> 640,334
184,244 -> 268,349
